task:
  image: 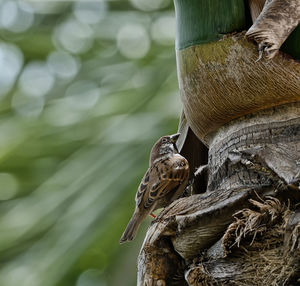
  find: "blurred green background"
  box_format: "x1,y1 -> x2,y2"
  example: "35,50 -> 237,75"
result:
0,0 -> 180,285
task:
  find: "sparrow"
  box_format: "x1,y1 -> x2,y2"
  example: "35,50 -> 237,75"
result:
120,133 -> 189,243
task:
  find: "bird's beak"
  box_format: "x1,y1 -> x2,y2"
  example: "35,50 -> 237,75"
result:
169,133 -> 180,143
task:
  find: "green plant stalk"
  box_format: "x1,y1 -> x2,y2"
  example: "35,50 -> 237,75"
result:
174,0 -> 246,50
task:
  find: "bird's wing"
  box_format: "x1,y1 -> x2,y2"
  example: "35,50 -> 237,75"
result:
135,167 -> 151,207
143,155 -> 189,209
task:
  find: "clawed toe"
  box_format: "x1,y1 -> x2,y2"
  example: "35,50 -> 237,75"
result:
256,42 -> 278,61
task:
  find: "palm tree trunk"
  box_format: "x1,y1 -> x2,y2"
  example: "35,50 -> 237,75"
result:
137,1 -> 300,285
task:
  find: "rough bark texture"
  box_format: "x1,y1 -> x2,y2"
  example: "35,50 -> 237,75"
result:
137,104 -> 300,286
176,32 -> 300,145
207,103 -> 300,193
137,4 -> 300,285
186,200 -> 300,286
246,0 -> 300,60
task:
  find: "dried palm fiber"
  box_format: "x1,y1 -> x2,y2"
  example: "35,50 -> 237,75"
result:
186,197 -> 300,286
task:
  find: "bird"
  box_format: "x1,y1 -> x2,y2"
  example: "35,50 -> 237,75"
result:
120,133 -> 189,243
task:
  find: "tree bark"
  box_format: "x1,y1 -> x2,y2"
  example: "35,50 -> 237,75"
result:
137,2 -> 300,285
176,32 -> 300,145
137,102 -> 300,286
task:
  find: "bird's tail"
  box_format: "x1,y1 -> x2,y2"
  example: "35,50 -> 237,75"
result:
120,211 -> 143,243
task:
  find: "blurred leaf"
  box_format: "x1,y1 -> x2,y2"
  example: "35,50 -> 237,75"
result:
0,1 -> 179,286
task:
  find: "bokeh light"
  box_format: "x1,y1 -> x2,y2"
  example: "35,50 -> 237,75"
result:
0,42 -> 23,97
53,17 -> 94,54
47,51 -> 80,80
117,23 -> 150,59
151,15 -> 176,45
0,1 -> 179,286
28,1 -> 68,14
18,62 -> 54,97
130,0 -> 170,11
73,1 -> 107,25
0,0 -> 34,33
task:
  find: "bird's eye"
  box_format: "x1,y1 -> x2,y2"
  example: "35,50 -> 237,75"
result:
162,138 -> 167,143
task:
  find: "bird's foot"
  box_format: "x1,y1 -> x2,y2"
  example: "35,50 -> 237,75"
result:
150,213 -> 156,218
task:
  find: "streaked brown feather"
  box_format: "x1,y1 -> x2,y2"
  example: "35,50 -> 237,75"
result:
135,168 -> 151,206
136,154 -> 189,210
120,134 -> 189,243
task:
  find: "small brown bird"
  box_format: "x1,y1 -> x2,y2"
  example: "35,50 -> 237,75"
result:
120,133 -> 189,243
